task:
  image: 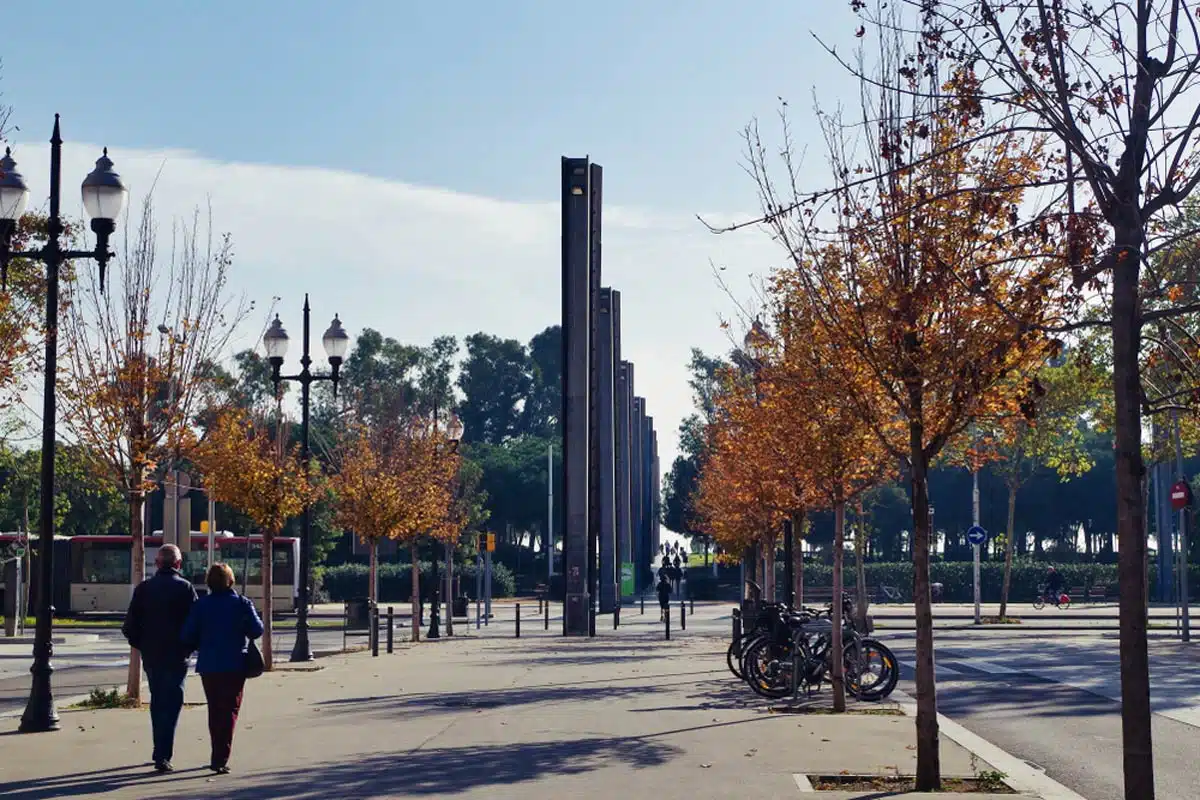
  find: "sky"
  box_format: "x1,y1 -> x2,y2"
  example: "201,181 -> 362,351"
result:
1,1 -> 865,469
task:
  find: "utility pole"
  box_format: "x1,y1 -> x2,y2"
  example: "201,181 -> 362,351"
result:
548,442 -> 554,582
972,469 -> 981,625
1174,410 -> 1191,642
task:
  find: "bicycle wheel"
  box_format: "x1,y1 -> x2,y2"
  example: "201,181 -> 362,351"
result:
1032,596 -> 1045,610
741,636 -> 794,699
727,633 -> 758,681
1058,595 -> 1071,610
844,638 -> 899,700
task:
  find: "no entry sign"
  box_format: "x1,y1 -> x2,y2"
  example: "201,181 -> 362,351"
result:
1170,480 -> 1192,511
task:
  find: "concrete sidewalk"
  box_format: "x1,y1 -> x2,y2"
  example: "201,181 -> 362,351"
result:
0,630 -> 1073,799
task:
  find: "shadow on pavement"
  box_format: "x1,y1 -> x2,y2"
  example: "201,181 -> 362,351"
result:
174,736 -> 682,799
0,764 -> 210,799
315,682 -> 663,718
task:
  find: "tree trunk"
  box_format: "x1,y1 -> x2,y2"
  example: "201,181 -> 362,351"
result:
910,447 -> 941,791
791,511 -> 805,608
743,545 -> 757,601
1111,230 -> 1153,799
126,489 -> 145,703
831,501 -> 846,712
260,535 -> 274,671
410,542 -> 421,642
369,538 -> 378,605
762,536 -> 776,602
999,483 -> 1018,620
854,498 -> 868,632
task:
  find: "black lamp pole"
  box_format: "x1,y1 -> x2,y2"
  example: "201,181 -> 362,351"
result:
265,296 -> 347,663
426,399 -> 462,640
0,117 -> 125,734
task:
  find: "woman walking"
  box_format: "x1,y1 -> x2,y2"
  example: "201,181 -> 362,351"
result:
182,563 -> 264,774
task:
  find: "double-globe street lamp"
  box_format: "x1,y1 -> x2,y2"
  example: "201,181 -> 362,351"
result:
263,296 -> 349,661
427,407 -> 463,640
0,117 -> 127,733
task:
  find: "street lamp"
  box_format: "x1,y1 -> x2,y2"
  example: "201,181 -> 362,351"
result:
427,410 -> 463,640
264,296 -> 348,662
0,118 -> 126,733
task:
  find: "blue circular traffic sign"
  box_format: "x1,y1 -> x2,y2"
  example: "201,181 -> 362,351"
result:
966,525 -> 987,546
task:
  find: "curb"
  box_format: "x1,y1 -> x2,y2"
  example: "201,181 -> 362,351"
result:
892,689 -> 1087,799
1,693 -> 95,721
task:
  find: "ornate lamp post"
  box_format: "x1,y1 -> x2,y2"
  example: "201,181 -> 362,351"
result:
0,118 -> 127,733
263,296 -> 349,661
427,411 -> 463,640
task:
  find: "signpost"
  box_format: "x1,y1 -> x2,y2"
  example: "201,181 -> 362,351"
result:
967,524 -> 987,624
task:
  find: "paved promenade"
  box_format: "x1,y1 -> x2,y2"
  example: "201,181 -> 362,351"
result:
0,623 -> 1076,800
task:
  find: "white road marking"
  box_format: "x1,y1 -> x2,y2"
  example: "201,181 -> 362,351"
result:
791,773 -> 815,792
893,689 -> 1089,800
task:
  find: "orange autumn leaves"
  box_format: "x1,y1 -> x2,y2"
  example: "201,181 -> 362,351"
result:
330,419 -> 462,550
190,409 -> 319,538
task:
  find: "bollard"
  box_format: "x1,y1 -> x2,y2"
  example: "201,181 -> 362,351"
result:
516,603 -> 521,638
641,594 -> 645,615
614,603 -> 620,629
386,606 -> 394,654
690,596 -> 695,615
665,609 -> 671,640
544,599 -> 550,630
371,606 -> 380,657
681,598 -> 686,631
732,608 -> 742,657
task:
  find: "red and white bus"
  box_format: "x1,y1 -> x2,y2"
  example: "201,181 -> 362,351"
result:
0,533 -> 299,615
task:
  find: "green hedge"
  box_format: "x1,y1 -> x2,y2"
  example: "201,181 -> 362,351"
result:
318,561 -> 515,603
774,561 -> 1200,603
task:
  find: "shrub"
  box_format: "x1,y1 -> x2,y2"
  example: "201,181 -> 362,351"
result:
319,560 -> 515,603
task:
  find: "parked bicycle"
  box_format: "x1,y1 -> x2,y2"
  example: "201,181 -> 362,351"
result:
1032,583 -> 1071,610
728,585 -> 898,702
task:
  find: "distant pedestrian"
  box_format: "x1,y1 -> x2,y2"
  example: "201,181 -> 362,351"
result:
121,544 -> 197,773
656,575 -> 672,622
182,563 -> 264,774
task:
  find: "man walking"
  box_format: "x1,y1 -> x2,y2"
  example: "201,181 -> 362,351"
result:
122,544 -> 197,772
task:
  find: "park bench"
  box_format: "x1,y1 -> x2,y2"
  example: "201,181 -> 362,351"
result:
1085,584 -> 1117,602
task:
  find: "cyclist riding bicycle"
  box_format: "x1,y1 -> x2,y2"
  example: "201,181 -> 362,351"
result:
1044,566 -> 1064,602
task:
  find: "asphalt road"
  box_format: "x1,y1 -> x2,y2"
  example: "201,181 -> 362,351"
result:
888,631 -> 1200,800
0,627 -> 351,717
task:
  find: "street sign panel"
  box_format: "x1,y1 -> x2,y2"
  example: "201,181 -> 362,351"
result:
486,533 -> 496,552
966,525 -> 987,546
14,547 -> 25,557
1170,480 -> 1192,511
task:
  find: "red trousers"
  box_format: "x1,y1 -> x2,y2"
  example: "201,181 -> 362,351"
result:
201,672 -> 246,767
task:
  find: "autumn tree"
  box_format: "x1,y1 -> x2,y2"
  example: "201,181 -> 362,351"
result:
839,4 -> 1200,794
765,301 -> 891,711
60,197 -> 248,697
722,54 -> 1063,785
190,407 -> 319,670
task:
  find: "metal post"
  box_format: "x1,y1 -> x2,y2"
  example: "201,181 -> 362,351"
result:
548,442 -> 554,582
386,606 -> 394,654
680,598 -> 686,631
428,536 -> 441,639
20,119 -> 67,733
1175,410 -> 1191,642
640,594 -> 644,615
690,595 -> 694,615
544,599 -> 550,630
485,549 -> 493,624
732,608 -> 742,656
476,551 -> 482,630
973,468 -> 981,625
445,540 -> 454,637
370,604 -> 379,657
614,603 -> 619,629
290,297 -> 315,662
665,608 -> 671,640
516,604 -> 521,638
207,497 -> 216,572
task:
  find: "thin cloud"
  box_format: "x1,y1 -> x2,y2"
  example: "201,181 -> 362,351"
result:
7,140 -> 780,467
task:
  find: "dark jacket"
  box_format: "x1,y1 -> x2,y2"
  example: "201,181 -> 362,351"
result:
656,580 -> 672,606
122,567 -> 198,668
182,589 -> 264,674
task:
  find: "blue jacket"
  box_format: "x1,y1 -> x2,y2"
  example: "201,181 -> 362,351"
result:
182,590 -> 264,674
122,568 -> 197,668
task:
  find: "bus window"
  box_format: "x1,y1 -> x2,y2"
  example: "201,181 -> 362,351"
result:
73,540 -> 131,584
272,542 -> 294,585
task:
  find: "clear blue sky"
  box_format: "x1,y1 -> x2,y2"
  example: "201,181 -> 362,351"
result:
2,1 -> 864,465
3,1 -> 858,210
